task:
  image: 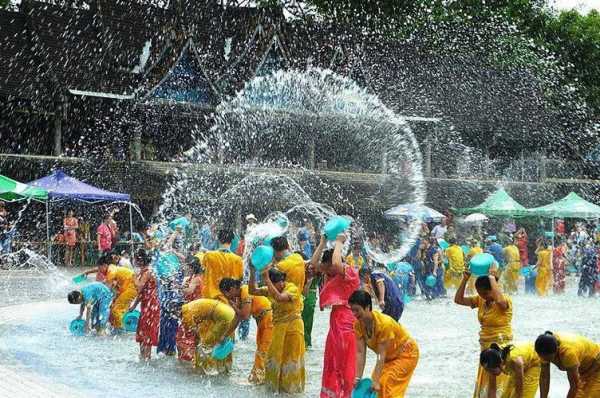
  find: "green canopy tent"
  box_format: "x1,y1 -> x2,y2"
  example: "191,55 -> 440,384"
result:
0,174 -> 48,257
527,192 -> 600,219
454,188 -> 528,217
0,175 -> 48,202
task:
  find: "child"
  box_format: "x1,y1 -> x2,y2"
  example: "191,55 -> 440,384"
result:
130,249 -> 160,361
68,282 -> 113,335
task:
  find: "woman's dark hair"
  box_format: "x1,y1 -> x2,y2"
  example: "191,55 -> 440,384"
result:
271,236 -> 289,252
219,277 -> 242,293
217,229 -> 234,244
134,248 -> 151,266
359,267 -> 372,280
67,290 -> 82,304
475,275 -> 492,291
188,256 -> 203,275
535,331 -> 559,356
96,255 -> 110,266
321,249 -> 334,264
348,290 -> 372,311
480,343 -> 513,369
268,268 -> 287,284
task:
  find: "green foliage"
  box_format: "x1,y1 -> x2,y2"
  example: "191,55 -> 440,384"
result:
540,10 -> 600,113
0,0 -> 9,9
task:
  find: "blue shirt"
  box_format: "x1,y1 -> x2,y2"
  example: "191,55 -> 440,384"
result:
199,225 -> 218,250
81,282 -> 112,304
486,243 -> 505,266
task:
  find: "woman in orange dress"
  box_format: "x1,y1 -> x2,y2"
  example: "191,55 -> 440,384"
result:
350,290 -> 419,398
63,209 -> 79,267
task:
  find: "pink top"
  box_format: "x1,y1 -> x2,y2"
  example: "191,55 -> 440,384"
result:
97,223 -> 112,251
319,264 -> 360,310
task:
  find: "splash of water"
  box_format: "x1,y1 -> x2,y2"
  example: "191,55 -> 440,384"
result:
162,68 -> 425,264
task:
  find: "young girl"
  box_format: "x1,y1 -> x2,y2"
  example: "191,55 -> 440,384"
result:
480,342 -> 541,398
130,249 -> 160,361
63,209 -> 79,267
176,256 -> 203,362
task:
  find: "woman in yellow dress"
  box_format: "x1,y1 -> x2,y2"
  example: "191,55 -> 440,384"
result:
455,268 -> 513,398
445,238 -> 466,289
104,261 -> 137,331
180,298 -> 235,375
350,290 -> 419,398
535,331 -> 600,398
502,239 -> 521,295
480,342 -> 540,398
535,240 -> 552,297
219,277 -> 273,384
249,264 -> 305,393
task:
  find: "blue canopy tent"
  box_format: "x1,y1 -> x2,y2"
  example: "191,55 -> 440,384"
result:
28,170 -> 133,260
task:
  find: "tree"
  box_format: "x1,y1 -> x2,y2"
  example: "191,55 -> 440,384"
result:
0,0 -> 9,9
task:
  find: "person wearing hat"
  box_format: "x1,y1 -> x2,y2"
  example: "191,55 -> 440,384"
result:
246,214 -> 257,234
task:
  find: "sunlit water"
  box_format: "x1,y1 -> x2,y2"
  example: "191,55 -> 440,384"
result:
0,272 -> 591,397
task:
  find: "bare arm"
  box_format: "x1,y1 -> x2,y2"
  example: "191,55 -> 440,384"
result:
488,266 -> 508,310
539,363 -> 550,398
248,265 -> 268,296
182,275 -> 200,296
566,367 -> 580,398
310,235 -> 326,270
487,373 -> 497,398
376,279 -> 386,307
511,358 -> 525,398
82,267 -> 98,276
330,235 -> 346,276
134,270 -> 150,292
129,297 -> 140,312
454,271 -> 476,307
355,334 -> 367,383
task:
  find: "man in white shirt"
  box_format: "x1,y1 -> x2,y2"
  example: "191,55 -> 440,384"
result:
431,221 -> 448,240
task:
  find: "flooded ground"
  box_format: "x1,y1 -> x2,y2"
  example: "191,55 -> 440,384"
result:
0,270 -> 595,397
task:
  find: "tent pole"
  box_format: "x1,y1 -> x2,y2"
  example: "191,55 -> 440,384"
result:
46,200 -> 51,261
129,202 -> 134,258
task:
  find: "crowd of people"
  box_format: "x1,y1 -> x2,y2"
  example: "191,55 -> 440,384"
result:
63,211 -> 600,398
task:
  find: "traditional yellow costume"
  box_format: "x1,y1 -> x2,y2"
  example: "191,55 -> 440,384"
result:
535,248 -> 552,296
499,342 -> 540,398
241,285 -> 273,384
467,246 -> 483,262
469,294 -> 513,398
445,244 -> 465,289
265,282 -> 305,393
502,245 -> 521,294
182,298 -> 235,375
105,266 -> 137,330
275,253 -> 306,293
346,254 -> 365,271
546,333 -> 600,398
354,311 -> 419,398
201,250 -> 243,299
